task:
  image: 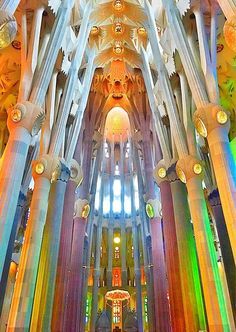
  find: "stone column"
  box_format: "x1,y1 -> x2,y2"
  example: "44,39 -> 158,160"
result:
133,143 -> 170,332
130,169 -> 143,332
0,0 -> 19,12
90,148 -> 105,332
63,132 -> 94,331
29,0 -> 75,106
0,261 -> 17,331
63,198 -> 90,331
30,162 -> 71,330
90,220 -> 103,332
0,102 -> 44,287
158,178 -> 186,331
7,155 -> 59,330
149,216 -> 171,332
107,139 -> 114,289
79,145 -> 103,331
0,192 -> 26,315
51,160 -> 82,331
208,189 -> 236,322
194,104 -> 236,265
120,140 -> 127,287
155,162 -> 207,331
141,139 -> 171,332
176,155 -> 231,331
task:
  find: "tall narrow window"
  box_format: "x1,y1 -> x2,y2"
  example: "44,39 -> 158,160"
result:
144,296 -> 148,323
113,300 -> 121,323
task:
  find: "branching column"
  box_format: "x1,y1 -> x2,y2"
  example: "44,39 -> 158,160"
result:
161,0 -> 236,265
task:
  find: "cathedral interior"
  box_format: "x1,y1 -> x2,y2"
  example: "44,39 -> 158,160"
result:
0,0 -> 236,331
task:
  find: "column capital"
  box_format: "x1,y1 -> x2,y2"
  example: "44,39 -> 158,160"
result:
194,103 -> 230,138
74,198 -> 90,219
68,159 -> 83,185
7,101 -> 45,136
53,160 -> 70,183
146,198 -> 162,219
176,155 -> 204,184
154,159 -> 179,184
32,154 -> 60,181
154,160 -> 168,185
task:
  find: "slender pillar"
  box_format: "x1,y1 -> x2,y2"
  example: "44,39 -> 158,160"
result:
107,138 -> 114,289
130,163 -> 143,332
7,155 -> 59,330
208,189 -> 236,322
159,179 -> 186,331
0,192 -> 26,315
140,139 -> 171,332
90,221 -> 103,332
176,155 -> 231,331
31,162 -> 71,330
79,144 -> 103,331
90,145 -> 105,332
63,132 -> 94,331
0,102 -> 44,285
0,0 -> 19,12
51,160 -> 82,331
120,139 -> 127,287
29,0 -> 76,106
168,168 -> 207,331
150,217 -> 171,332
194,105 -> 236,264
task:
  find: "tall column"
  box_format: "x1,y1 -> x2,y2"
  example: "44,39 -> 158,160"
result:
0,0 -> 19,12
155,163 -> 206,331
79,144 -> 103,332
208,189 -> 236,322
176,155 -> 231,331
7,155 -> 59,330
0,261 -> 17,331
140,139 -> 171,332
107,138 -> 114,289
0,102 -> 44,290
134,142 -> 171,332
90,147 -> 105,332
63,132 -> 94,331
90,220 -> 103,332
51,160 -> 82,331
0,192 -> 26,314
158,178 -> 186,331
48,2 -> 93,155
194,105 -> 236,264
130,165 -> 143,332
169,167 -> 206,330
31,162 -> 71,330
29,0 -> 76,106
120,140 -> 127,287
